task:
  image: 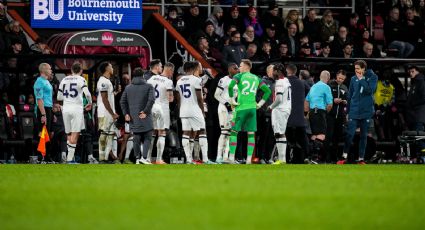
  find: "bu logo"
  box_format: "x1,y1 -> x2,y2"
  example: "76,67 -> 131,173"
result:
34,0 -> 64,21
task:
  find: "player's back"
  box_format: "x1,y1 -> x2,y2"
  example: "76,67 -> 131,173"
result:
60,75 -> 87,110
96,76 -> 115,117
218,75 -> 237,103
177,75 -> 203,118
274,78 -> 292,111
147,75 -> 173,105
235,72 -> 260,110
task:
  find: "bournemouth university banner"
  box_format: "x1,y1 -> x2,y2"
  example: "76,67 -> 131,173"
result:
31,0 -> 143,30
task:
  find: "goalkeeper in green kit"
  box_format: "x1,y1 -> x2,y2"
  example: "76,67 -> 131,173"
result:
226,59 -> 271,164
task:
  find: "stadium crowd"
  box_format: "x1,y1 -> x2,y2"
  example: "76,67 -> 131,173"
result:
0,1 -> 425,164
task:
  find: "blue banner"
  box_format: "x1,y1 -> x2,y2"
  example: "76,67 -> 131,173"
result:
31,0 -> 143,30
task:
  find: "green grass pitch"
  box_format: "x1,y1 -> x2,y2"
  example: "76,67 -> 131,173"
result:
1,165 -> 425,229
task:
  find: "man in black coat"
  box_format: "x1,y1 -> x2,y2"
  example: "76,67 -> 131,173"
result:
285,64 -> 310,163
120,68 -> 155,164
406,66 -> 425,131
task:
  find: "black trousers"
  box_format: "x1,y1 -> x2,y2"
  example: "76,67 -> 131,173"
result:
133,130 -> 153,159
256,112 -> 275,161
36,107 -> 53,160
285,126 -> 309,163
325,114 -> 345,162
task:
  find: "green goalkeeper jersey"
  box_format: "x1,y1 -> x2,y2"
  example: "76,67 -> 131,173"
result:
229,72 -> 270,111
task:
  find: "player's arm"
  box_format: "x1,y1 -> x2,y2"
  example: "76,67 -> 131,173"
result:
141,85 -> 155,115
228,75 -> 239,106
257,82 -> 271,109
101,92 -> 116,118
35,82 -> 46,116
215,82 -> 232,112
195,79 -> 205,117
57,81 -> 64,105
325,86 -> 333,112
82,84 -> 92,110
304,92 -> 311,113
167,80 -> 174,102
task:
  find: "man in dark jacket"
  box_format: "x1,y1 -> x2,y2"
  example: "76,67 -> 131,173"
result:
406,66 -> 425,131
406,65 -> 425,156
120,68 -> 155,164
338,60 -> 378,164
221,31 -> 246,68
326,70 -> 348,162
285,63 -> 309,163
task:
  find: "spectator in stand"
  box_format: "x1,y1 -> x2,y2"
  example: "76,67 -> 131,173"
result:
2,92 -> 17,139
338,60 -> 378,165
285,63 -> 309,163
358,42 -> 380,58
165,5 -> 185,34
303,9 -> 321,44
5,20 -> 30,53
30,38 -> 50,54
242,25 -> 259,47
299,43 -> 314,58
203,21 -> 222,50
415,0 -> 425,19
320,10 -> 339,43
223,5 -> 244,34
318,42 -> 331,57
262,24 -> 280,54
27,93 -> 35,105
256,41 -> 274,62
206,6 -> 224,38
299,33 -> 316,55
347,13 -> 365,48
284,9 -> 304,34
256,64 -> 276,164
398,0 -> 413,16
196,36 -> 216,64
406,65 -> 425,134
341,42 -> 354,58
278,42 -> 290,58
404,7 -> 424,56
356,28 -> 380,58
6,39 -> 23,54
305,70 -> 333,163
244,6 -> 263,37
183,3 -> 206,41
0,2 -> 9,32
221,31 -> 246,69
283,22 -> 300,57
246,43 -> 258,60
262,3 -> 284,37
384,7 -> 414,58
330,26 -> 353,57
326,70 -> 348,163
0,71 -> 10,95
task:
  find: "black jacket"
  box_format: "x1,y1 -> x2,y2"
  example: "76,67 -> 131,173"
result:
328,80 -> 348,118
287,75 -> 306,127
406,73 -> 425,124
120,77 -> 155,133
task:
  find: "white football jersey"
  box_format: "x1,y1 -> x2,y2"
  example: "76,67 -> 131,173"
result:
274,78 -> 292,111
177,75 -> 204,118
58,75 -> 89,111
217,75 -> 238,104
147,74 -> 174,106
96,76 -> 115,117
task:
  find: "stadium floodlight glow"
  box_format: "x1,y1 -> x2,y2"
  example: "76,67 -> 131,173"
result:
31,0 -> 143,30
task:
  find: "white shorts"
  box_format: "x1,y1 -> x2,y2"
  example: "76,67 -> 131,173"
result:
98,115 -> 115,134
218,104 -> 233,129
63,109 -> 85,134
272,109 -> 290,134
181,116 -> 206,131
162,106 -> 171,129
152,103 -> 165,130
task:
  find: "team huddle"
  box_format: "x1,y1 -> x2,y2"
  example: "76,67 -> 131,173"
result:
57,59 -> 292,164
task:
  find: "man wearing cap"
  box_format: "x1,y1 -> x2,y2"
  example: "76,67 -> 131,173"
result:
206,6 -> 224,38
262,23 -> 280,54
183,3 -> 206,37
224,5 -> 244,33
262,3 -> 284,37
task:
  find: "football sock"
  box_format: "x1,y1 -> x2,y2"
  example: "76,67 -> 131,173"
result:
189,138 -> 195,161
229,131 -> 237,161
182,135 -> 192,162
199,134 -> 209,162
246,133 -> 255,164
125,136 -> 133,159
193,138 -> 200,161
157,136 -> 165,162
98,133 -> 107,161
217,130 -> 229,160
111,136 -> 118,158
104,134 -> 114,160
66,141 -> 76,162
276,137 -> 287,163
